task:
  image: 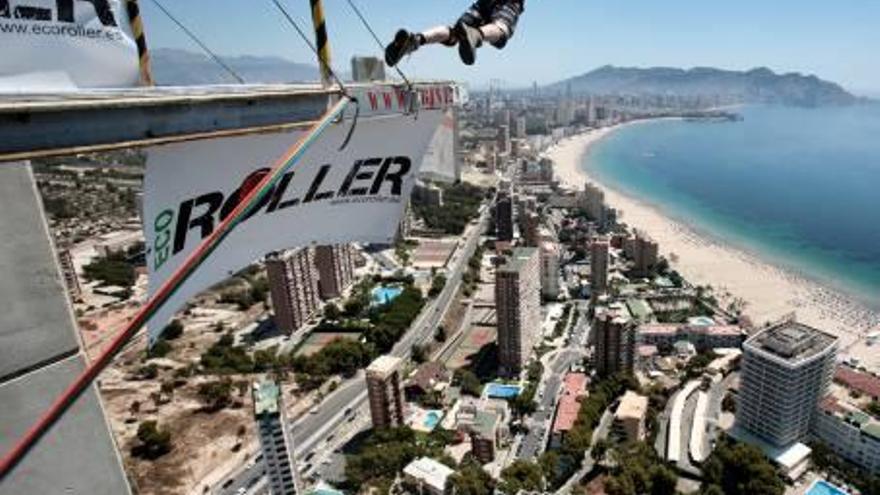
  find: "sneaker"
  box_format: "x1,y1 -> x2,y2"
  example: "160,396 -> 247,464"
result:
455,22 -> 482,66
385,29 -> 419,67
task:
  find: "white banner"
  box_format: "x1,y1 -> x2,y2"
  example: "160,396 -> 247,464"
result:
144,112 -> 444,343
0,0 -> 139,92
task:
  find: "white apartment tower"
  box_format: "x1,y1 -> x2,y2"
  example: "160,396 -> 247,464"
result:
496,247 -> 541,376
737,321 -> 838,447
253,380 -> 300,495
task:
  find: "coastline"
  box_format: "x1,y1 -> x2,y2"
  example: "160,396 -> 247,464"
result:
547,125 -> 880,364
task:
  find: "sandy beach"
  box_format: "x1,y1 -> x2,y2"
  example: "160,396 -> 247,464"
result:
547,126 -> 880,368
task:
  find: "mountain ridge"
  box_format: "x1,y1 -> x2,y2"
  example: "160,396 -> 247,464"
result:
150,48 -> 322,86
549,65 -> 859,106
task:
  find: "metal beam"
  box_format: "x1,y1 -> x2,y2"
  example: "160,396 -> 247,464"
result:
0,81 -> 458,161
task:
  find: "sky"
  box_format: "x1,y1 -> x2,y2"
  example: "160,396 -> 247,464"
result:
139,1 -> 880,94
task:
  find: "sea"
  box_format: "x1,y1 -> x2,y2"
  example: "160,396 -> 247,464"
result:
582,103 -> 880,310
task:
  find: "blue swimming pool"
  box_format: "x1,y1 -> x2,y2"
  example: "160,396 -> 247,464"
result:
371,285 -> 403,306
807,480 -> 850,495
485,383 -> 522,399
424,410 -> 442,429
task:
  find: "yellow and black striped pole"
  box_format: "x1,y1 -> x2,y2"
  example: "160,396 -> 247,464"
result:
126,0 -> 153,86
309,0 -> 332,88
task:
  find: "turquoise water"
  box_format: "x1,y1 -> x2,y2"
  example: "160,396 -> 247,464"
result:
424,410 -> 442,429
485,383 -> 522,398
371,285 -> 403,306
584,104 -> 880,309
807,480 -> 850,495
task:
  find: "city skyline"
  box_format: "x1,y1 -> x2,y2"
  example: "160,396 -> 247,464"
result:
139,1 -> 880,94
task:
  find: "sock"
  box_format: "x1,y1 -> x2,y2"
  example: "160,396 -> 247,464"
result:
421,25 -> 453,45
479,22 -> 508,44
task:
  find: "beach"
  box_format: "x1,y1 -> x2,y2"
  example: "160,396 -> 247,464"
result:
547,126 -> 880,368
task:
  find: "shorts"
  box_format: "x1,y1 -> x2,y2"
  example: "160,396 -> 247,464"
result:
458,0 -> 524,48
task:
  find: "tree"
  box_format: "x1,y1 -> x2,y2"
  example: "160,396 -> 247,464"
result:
197,379 -> 234,412
499,459 -> 545,494
722,393 -> 736,413
702,440 -> 784,495
147,339 -> 171,359
411,344 -> 428,364
429,274 -> 447,297
163,319 -> 184,340
324,303 -> 341,321
450,459 -> 494,495
131,421 -> 172,459
434,325 -> 447,343
454,369 -> 482,397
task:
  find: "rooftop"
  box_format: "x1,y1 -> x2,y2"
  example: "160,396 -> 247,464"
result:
615,391 -> 649,420
834,365 -> 880,399
403,457 -> 454,493
367,355 -> 402,378
253,380 -> 281,416
746,321 -> 837,362
471,410 -> 501,438
497,247 -> 538,274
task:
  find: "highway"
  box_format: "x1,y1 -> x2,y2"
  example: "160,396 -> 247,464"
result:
214,207 -> 490,495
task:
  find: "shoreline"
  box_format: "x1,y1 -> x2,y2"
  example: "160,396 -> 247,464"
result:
547,125 -> 880,365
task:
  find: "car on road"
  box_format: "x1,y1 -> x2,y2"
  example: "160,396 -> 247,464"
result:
309,406 -> 320,414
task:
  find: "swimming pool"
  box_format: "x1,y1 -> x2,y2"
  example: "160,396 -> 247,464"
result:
485,383 -> 522,399
371,285 -> 403,306
424,410 -> 442,429
806,480 -> 850,495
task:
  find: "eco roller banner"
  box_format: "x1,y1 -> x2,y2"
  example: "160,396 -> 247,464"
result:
0,0 -> 140,91
143,111 -> 444,343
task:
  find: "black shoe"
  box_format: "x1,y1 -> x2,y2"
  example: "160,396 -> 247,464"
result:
385,29 -> 419,67
455,22 -> 482,66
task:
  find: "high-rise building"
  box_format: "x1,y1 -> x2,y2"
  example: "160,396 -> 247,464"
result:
736,321 -> 838,448
266,248 -> 320,334
253,380 -> 300,495
495,192 -> 514,242
314,244 -> 355,300
521,211 -> 540,247
582,182 -> 605,222
496,247 -> 541,376
366,355 -> 406,428
539,241 -> 560,300
590,237 -> 610,301
351,56 -> 386,82
515,116 -> 527,139
593,305 -> 635,377
628,231 -> 659,277
612,391 -> 649,443
497,124 -> 511,155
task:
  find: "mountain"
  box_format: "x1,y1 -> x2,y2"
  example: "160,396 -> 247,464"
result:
550,65 -> 858,106
151,48 -> 321,86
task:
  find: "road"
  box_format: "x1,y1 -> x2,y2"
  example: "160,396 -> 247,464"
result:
518,303 -> 590,460
214,208 -> 490,495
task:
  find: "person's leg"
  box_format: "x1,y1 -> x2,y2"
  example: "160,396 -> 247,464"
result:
385,24 -> 458,67
482,2 -> 522,49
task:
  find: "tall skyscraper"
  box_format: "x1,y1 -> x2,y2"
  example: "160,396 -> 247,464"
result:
314,244 -> 355,300
496,247 -> 541,376
266,248 -> 320,334
253,380 -> 300,495
351,56 -> 386,82
497,124 -> 511,155
736,321 -> 838,448
582,182 -> 605,222
629,231 -> 659,277
515,116 -> 527,139
540,242 -> 560,300
590,237 -> 610,301
366,355 -> 406,429
495,192 -> 514,242
593,306 -> 635,377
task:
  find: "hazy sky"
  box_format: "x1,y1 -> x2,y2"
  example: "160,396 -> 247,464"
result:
140,0 -> 880,94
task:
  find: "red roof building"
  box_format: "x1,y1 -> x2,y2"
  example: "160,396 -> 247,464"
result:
550,373 -> 588,448
834,366 -> 880,400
